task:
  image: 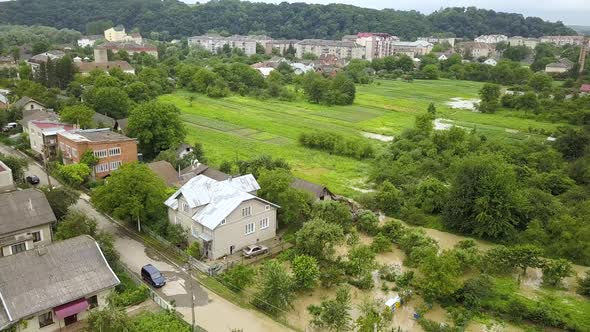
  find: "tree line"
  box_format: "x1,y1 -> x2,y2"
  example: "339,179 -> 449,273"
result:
0,0 -> 576,40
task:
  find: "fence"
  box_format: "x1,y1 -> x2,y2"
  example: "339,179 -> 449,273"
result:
119,263 -> 176,312
218,241 -> 292,271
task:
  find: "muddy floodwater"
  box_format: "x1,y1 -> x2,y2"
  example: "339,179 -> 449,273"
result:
361,131 -> 394,142
446,97 -> 480,111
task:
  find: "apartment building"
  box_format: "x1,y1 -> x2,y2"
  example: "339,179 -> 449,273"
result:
474,34 -> 508,44
264,39 -> 300,55
354,32 -> 400,61
391,40 -> 433,57
540,35 -> 585,46
188,35 -> 258,56
417,36 -> 456,47
57,128 -> 137,178
295,39 -> 365,60
27,121 -> 74,158
507,36 -> 539,49
455,42 -> 494,59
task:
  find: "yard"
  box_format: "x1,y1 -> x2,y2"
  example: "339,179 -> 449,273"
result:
159,79 -> 566,197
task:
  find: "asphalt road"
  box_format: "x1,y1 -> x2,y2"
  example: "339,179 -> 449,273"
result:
0,144 -> 58,188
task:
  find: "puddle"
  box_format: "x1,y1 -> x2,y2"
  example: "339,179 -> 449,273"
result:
361,131 -> 394,142
447,97 -> 480,111
505,129 -> 519,133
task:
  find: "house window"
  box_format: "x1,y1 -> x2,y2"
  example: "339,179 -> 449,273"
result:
191,224 -> 199,238
245,222 -> 255,235
108,147 -> 121,156
32,231 -> 42,243
94,149 -> 108,158
11,242 -> 26,254
260,218 -> 269,230
182,202 -> 189,213
221,219 -> 226,225
95,163 -> 109,173
265,205 -> 270,211
109,161 -> 122,171
38,311 -> 53,328
88,295 -> 98,309
241,206 -> 252,217
72,148 -> 78,158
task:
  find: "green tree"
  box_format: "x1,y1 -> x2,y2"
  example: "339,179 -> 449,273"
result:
478,83 -> 501,113
55,210 -> 97,240
252,260 -> 295,315
59,105 -> 94,128
125,81 -> 152,103
292,255 -> 320,290
80,149 -> 99,168
443,155 -> 524,239
415,113 -> 434,136
329,73 -> 356,105
85,87 -> 131,119
189,68 -> 218,93
511,244 -> 544,275
0,154 -> 27,182
578,271 -> 590,296
91,163 -> 168,224
416,251 -> 462,301
346,244 -> 376,277
221,265 -> 256,293
55,163 -> 91,187
55,55 -> 76,89
356,299 -> 392,332
421,64 -> 440,79
528,72 -> 553,92
308,285 -> 352,331
427,102 -> 436,115
87,306 -> 132,332
126,101 -> 186,159
374,181 -> 402,216
370,233 -> 392,253
311,200 -> 352,229
40,186 -> 80,220
257,169 -> 313,225
541,258 -> 573,287
186,241 -> 201,259
295,218 -> 345,261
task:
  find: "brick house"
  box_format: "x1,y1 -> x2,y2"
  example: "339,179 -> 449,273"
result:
57,129 -> 137,178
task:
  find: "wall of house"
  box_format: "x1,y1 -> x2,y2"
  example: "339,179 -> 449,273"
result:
0,224 -> 52,257
28,125 -> 45,155
210,199 -> 277,259
19,289 -> 111,332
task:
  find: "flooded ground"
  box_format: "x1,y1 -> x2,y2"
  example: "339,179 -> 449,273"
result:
433,118 -> 469,131
361,131 -> 394,142
446,97 -> 480,111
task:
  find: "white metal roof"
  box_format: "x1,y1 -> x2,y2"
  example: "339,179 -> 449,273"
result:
164,175 -> 274,230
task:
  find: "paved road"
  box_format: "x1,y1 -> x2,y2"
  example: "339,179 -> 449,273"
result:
0,143 -> 292,332
0,144 -> 58,187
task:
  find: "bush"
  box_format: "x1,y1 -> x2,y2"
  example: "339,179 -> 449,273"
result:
578,271 -> 590,296
292,255 -> 320,290
221,265 -> 255,293
186,242 -> 201,259
348,271 -> 374,289
371,233 -> 392,253
299,131 -> 374,159
355,210 -> 380,235
379,264 -> 401,282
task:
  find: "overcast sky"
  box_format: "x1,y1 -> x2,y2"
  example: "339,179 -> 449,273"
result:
185,0 -> 590,25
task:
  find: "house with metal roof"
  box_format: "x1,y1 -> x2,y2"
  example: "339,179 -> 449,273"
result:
0,189 -> 56,257
0,235 -> 119,331
165,174 -> 279,259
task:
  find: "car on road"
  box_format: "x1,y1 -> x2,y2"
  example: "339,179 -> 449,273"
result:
1,123 -> 17,132
26,175 -> 40,185
242,244 -> 269,258
141,264 -> 166,288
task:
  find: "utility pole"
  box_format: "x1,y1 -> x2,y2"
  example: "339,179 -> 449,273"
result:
187,261 -> 196,332
42,146 -> 52,188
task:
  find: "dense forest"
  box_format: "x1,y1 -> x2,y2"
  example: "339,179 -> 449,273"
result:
0,0 -> 576,40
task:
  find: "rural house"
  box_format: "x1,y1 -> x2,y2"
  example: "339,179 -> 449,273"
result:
13,96 -> 46,112
0,235 -> 120,331
291,178 -> 335,202
148,160 -> 180,187
27,121 -> 74,158
0,189 -> 56,257
0,161 -> 13,192
165,175 -> 279,260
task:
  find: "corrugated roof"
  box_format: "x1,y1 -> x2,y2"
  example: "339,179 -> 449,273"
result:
0,189 -> 56,236
0,235 -> 119,329
148,161 -> 179,187
165,175 -> 274,230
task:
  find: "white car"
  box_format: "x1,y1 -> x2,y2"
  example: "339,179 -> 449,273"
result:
242,245 -> 269,258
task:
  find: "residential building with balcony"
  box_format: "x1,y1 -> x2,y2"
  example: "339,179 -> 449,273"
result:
28,121 -> 74,158
540,35 -> 585,46
354,32 -> 400,61
57,128 -> 137,178
188,35 -> 258,56
391,40 -> 433,57
474,34 -> 508,44
507,36 -> 540,49
295,39 -> 365,60
0,189 -> 56,257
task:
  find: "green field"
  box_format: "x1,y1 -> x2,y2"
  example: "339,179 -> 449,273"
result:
159,79 -> 565,197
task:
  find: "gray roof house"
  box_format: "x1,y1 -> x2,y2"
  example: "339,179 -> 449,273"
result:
13,96 -> 46,111
291,178 -> 335,201
0,189 -> 56,257
0,235 -> 120,330
165,175 -> 279,259
179,163 -> 231,183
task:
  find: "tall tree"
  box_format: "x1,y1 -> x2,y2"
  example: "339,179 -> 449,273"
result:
252,260 -> 295,315
59,105 -> 94,128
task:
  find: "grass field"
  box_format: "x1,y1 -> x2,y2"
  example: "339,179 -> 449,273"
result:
159,79 -> 567,197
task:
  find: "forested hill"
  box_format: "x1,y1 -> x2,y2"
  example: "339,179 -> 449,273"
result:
0,0 -> 576,40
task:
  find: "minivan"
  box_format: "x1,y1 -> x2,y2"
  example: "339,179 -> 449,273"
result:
141,264 -> 166,288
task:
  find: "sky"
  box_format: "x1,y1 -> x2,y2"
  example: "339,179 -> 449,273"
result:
184,0 -> 590,25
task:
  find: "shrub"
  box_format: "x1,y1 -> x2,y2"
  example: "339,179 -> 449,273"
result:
370,233 -> 392,253
578,271 -> 590,296
221,265 -> 255,293
292,255 -> 320,290
355,210 -> 380,235
379,264 -> 401,282
298,131 -> 374,159
186,241 -> 201,259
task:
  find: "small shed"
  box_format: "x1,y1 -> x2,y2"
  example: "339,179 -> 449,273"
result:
385,296 -> 402,312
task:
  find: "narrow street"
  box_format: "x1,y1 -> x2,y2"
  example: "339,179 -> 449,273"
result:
1,143 -> 293,332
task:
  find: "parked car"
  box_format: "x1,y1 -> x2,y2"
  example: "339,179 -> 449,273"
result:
242,245 -> 269,258
141,264 -> 166,288
207,263 -> 223,276
26,175 -> 40,185
1,122 -> 17,132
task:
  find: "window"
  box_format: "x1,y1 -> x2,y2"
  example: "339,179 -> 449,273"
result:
221,219 -> 226,225
72,148 -> 78,158
88,295 -> 98,309
265,205 -> 270,211
95,163 -> 109,173
260,218 -> 269,230
11,242 -> 26,254
182,202 -> 189,213
191,224 -> 199,238
32,231 -> 42,243
38,311 -> 53,328
108,147 -> 121,156
241,206 -> 252,217
109,161 -> 122,171
245,222 -> 255,235
93,149 -> 108,158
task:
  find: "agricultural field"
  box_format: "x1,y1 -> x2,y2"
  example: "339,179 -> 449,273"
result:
159,79 -> 566,197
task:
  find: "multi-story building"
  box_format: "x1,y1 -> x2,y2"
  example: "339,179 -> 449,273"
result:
96,42 -> 158,58
57,128 -> 138,178
28,121 -> 74,158
103,25 -> 142,44
354,32 -> 400,61
165,174 -> 279,260
0,188 -> 56,257
417,36 -> 456,47
188,35 -> 258,56
264,39 -> 300,55
295,39 -> 365,60
507,36 -> 540,49
391,40 -> 433,57
0,235 -> 119,331
474,34 -> 508,44
455,42 -> 494,59
77,35 -> 102,48
540,35 -> 585,46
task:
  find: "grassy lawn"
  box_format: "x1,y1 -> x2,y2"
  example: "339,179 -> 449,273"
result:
160,79 -> 567,197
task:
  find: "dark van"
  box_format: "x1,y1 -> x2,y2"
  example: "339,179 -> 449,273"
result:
141,264 -> 166,288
